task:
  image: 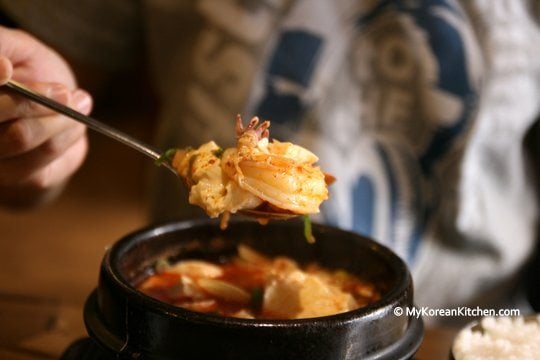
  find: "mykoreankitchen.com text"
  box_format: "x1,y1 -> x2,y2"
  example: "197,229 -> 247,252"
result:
393,306 -> 521,319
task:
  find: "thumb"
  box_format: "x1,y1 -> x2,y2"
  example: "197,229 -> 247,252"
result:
0,56 -> 13,85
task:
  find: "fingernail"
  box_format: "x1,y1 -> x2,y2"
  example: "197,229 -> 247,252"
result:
48,83 -> 69,103
73,90 -> 92,113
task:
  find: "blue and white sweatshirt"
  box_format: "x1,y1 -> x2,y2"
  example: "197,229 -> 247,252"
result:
3,0 -> 539,322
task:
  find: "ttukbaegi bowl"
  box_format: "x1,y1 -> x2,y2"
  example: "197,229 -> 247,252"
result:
83,219 -> 423,359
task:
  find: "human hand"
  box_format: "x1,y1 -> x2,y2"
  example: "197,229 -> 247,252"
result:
0,26 -> 92,208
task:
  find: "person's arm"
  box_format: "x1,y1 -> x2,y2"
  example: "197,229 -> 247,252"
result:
0,26 -> 92,209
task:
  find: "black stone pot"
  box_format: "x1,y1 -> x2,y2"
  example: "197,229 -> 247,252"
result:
84,219 -> 423,359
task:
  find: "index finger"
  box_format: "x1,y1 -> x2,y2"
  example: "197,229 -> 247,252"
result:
0,82 -> 70,122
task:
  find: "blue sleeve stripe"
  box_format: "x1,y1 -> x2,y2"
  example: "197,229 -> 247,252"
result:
352,175 -> 375,236
375,142 -> 398,245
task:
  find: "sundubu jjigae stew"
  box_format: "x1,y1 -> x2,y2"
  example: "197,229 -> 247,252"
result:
136,244 -> 381,319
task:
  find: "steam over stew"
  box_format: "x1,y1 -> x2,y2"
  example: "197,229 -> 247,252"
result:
136,245 -> 380,319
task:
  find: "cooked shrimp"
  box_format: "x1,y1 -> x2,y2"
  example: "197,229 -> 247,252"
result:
172,115 -> 331,226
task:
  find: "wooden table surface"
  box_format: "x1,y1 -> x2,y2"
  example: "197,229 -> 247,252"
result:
0,132 -> 459,359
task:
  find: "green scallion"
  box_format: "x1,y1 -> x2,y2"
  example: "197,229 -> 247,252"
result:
250,287 -> 264,310
304,215 -> 316,244
212,147 -> 225,158
155,148 -> 178,166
